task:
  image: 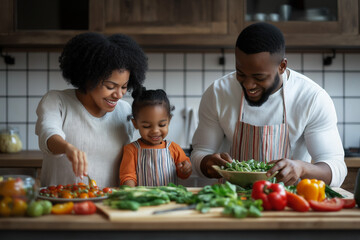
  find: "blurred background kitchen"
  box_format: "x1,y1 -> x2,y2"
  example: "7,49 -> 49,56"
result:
1,0 -> 360,188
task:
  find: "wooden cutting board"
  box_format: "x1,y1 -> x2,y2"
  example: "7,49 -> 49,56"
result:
96,187 -> 360,222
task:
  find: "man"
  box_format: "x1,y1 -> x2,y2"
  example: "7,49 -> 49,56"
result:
190,22 -> 346,187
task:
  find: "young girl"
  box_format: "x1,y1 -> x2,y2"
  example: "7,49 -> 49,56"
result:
120,88 -> 192,187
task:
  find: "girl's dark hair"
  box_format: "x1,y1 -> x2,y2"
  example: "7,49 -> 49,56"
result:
130,87 -> 174,120
236,22 -> 285,58
59,32 -> 148,93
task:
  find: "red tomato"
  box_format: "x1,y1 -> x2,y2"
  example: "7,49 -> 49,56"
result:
39,188 -> 50,195
72,185 -> 79,191
309,198 -> 344,212
56,185 -> 64,190
103,187 -> 112,194
286,191 -> 310,212
342,199 -> 356,209
48,185 -> 57,191
73,201 -> 97,215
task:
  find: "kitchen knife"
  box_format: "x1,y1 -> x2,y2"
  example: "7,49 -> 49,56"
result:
152,204 -> 197,215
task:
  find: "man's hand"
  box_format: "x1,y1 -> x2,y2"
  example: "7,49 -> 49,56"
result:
266,158 -> 304,186
200,152 -> 233,178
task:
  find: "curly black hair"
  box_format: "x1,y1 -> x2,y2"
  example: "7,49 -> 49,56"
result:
59,32 -> 148,93
236,22 -> 285,59
130,87 -> 175,120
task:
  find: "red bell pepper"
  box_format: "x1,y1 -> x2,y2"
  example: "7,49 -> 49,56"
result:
251,180 -> 287,211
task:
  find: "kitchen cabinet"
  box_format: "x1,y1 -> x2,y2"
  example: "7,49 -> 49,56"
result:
0,0 -> 360,48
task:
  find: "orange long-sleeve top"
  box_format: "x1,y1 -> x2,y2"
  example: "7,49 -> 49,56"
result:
119,140 -> 191,186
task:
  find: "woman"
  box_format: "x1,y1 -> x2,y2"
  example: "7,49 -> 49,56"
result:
36,32 -> 148,187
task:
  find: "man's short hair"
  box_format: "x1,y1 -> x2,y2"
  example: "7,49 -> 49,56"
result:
236,22 -> 285,57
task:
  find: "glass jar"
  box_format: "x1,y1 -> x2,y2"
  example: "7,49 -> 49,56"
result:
0,127 -> 23,153
0,175 -> 37,217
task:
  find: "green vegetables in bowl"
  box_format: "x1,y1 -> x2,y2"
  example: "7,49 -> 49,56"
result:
221,159 -> 274,172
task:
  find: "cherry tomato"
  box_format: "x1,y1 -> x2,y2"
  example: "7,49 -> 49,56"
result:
56,185 -> 64,191
73,201 -> 96,215
103,187 -> 113,194
96,191 -> 104,197
39,188 -> 50,195
61,191 -> 73,199
48,185 -> 57,191
342,198 -> 356,209
309,198 -> 344,212
88,192 -> 96,198
79,193 -> 89,199
72,185 -> 79,191
51,202 -> 74,215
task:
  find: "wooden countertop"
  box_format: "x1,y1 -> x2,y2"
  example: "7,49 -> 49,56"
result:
0,150 -> 43,168
1,150 -> 360,168
0,188 -> 359,231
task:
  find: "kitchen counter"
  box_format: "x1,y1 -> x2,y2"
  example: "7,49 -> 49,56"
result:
0,188 -> 359,240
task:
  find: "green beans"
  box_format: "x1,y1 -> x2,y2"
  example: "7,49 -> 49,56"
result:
221,159 -> 274,172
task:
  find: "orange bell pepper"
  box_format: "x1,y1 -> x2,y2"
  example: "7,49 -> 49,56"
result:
51,202 -> 74,215
296,179 -> 325,202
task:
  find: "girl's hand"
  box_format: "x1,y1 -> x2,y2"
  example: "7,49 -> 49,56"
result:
64,143 -> 88,178
176,161 -> 192,177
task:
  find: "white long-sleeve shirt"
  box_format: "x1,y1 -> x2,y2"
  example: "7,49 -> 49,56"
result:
191,69 -> 346,187
36,89 -> 134,187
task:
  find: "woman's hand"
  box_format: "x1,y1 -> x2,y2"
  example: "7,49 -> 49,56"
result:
176,160 -> 192,178
200,152 -> 233,178
64,143 -> 88,178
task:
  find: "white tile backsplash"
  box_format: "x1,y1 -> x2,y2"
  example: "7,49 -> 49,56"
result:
204,71 -> 223,91
28,97 -> 41,122
165,53 -> 184,70
7,53 -> 27,70
0,71 -> 5,96
147,53 -> 164,70
345,99 -> 360,123
49,71 -> 70,90
167,97 -> 185,147
8,71 -> 27,96
345,53 -> 360,71
28,71 -> 48,96
186,53 -> 203,70
0,98 -> 6,122
344,124 -> 360,148
225,52 -> 235,71
204,53 -> 223,70
145,71 -> 164,90
303,53 -> 323,70
332,98 -> 344,123
49,52 -> 60,70
8,98 -> 27,122
185,72 -> 203,95
27,124 -> 38,150
29,53 -> 47,70
303,71 -> 323,88
165,71 -> 184,95
324,72 -> 343,97
324,52 -> 343,71
345,72 -> 360,96
286,53 -> 302,71
1,50 -> 360,161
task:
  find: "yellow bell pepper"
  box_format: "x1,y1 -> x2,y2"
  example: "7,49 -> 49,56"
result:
296,179 -> 326,202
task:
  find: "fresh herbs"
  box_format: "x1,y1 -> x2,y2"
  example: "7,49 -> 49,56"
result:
221,159 -> 274,172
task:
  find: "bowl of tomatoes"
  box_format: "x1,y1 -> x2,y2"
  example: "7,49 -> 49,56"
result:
38,181 -> 113,202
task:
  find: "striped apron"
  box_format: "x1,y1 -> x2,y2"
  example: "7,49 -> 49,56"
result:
134,140 -> 178,186
230,82 -> 291,163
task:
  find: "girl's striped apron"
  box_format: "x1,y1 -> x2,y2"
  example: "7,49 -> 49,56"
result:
230,80 -> 291,163
134,140 -> 178,186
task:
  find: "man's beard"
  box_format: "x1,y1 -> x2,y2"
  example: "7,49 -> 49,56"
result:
241,73 -> 280,107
